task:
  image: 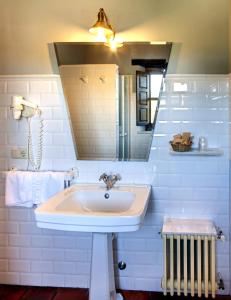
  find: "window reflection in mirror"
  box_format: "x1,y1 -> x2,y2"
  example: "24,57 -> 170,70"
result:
150,74 -> 163,130
119,73 -> 164,161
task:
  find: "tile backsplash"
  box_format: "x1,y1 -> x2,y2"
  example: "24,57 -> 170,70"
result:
0,74 -> 229,293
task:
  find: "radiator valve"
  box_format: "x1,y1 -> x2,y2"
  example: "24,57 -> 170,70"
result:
217,273 -> 225,290
216,227 -> 225,241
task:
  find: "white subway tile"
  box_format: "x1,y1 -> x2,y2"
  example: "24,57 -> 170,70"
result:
63,146 -> 76,159
29,81 -> 52,93
51,159 -> 76,171
42,146 -> 65,159
43,120 -> 63,132
40,108 -> 53,120
9,235 -> 31,247
0,247 -> 19,259
64,275 -> 89,288
0,272 -> 19,284
20,248 -> 42,260
116,250 -> 161,265
9,260 -> 30,272
7,81 -> 29,93
8,158 -> 28,170
39,159 -> 53,171
0,120 -> 18,132
42,274 -> 64,287
0,234 -> 8,246
52,134 -> 73,146
75,262 -> 90,275
134,278 -> 161,292
17,119 -> 28,132
41,248 -> 64,261
31,236 -> 53,248
0,260 -> 8,271
0,222 -> 19,234
7,133 -> 28,146
118,264 -> 161,278
0,208 -> 8,221
54,262 -> 76,274
64,249 -> 90,262
0,188 -> 5,199
19,222 -> 42,234
52,107 -> 67,120
8,209 -> 31,221
0,108 -> 7,120
31,261 -> 53,273
0,159 -> 8,171
0,81 -> 7,93
0,94 -> 14,106
54,236 -> 76,249
40,93 -> 62,107
51,80 -> 60,93
20,273 -> 42,286
116,277 -> 135,290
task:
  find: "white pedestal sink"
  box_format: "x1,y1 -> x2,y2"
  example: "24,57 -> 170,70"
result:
35,184 -> 151,300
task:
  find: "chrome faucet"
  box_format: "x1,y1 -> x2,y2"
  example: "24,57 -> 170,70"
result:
99,173 -> 121,190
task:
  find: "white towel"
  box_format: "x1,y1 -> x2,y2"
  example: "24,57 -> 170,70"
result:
5,171 -> 65,207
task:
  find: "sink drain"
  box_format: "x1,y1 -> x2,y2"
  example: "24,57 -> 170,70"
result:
104,193 -> 110,199
118,261 -> 126,270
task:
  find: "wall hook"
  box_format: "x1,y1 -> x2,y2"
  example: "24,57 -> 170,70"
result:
79,76 -> 88,84
99,75 -> 106,83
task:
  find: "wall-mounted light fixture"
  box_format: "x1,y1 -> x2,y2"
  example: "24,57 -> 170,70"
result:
89,8 -> 123,51
89,8 -> 114,41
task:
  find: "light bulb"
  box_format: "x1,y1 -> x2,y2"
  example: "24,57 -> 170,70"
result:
95,28 -> 107,42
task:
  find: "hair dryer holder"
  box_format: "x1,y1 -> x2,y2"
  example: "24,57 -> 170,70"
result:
11,96 -> 40,119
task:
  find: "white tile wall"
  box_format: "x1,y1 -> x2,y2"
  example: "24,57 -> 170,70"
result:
0,74 -> 229,294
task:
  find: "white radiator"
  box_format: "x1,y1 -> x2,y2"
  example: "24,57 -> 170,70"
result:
161,218 -> 219,298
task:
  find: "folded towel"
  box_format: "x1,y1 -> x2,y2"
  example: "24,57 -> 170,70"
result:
5,171 -> 65,207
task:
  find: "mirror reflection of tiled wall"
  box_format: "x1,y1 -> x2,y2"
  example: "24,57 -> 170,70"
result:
60,65 -> 118,160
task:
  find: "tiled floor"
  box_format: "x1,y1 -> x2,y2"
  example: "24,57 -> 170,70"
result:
0,285 -> 230,300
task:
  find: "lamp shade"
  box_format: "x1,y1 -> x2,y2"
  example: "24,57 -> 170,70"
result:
89,8 -> 114,38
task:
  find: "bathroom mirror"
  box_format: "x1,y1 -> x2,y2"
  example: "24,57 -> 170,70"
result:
54,42 -> 172,161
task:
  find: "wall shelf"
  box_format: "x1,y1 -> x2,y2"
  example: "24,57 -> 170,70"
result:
169,147 -> 223,156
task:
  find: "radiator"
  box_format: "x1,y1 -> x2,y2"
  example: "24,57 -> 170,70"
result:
161,219 -> 219,298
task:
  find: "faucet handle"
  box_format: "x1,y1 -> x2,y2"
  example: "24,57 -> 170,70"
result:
99,173 -> 108,181
115,174 -> 121,181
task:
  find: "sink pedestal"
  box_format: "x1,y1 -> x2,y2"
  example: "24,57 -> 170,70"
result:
90,233 -> 123,300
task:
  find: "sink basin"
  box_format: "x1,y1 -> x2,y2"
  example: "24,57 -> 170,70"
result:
35,183 -> 151,232
56,190 -> 135,213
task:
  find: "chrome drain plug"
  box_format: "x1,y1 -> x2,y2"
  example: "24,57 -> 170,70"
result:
104,193 -> 110,199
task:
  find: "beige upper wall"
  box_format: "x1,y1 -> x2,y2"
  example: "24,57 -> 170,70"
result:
0,0 -> 229,74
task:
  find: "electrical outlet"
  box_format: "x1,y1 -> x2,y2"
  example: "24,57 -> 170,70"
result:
11,148 -> 28,159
